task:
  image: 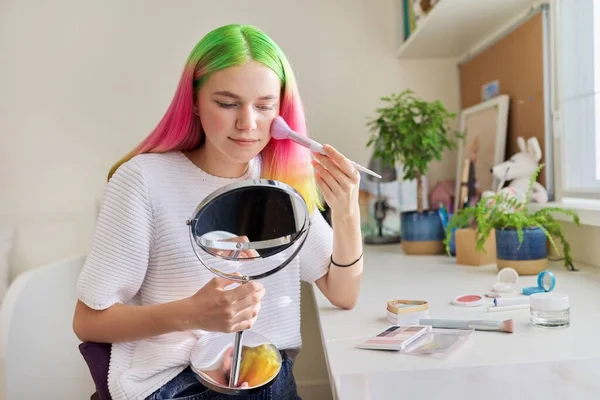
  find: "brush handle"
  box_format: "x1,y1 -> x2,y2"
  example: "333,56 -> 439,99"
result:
351,161 -> 382,179
288,132 -> 325,154
467,320 -> 503,331
420,318 -> 502,331
287,131 -> 382,179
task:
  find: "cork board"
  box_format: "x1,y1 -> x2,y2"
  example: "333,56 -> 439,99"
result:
459,13 -> 546,186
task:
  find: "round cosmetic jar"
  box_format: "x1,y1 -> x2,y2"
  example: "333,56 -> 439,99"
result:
530,292 -> 570,329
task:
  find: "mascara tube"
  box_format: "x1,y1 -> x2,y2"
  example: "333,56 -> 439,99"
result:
493,297 -> 530,307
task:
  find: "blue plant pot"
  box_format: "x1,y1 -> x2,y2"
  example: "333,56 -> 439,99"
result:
401,210 -> 445,255
495,227 -> 548,275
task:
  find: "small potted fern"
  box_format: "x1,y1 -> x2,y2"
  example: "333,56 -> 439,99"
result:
444,165 -> 580,275
367,89 -> 461,255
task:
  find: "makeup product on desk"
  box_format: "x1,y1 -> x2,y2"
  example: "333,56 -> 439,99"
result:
486,296 -> 530,313
530,292 -> 570,329
493,297 -> 530,307
492,268 -> 519,293
487,304 -> 530,313
270,116 -> 382,179
484,292 -> 501,299
356,325 -> 431,351
419,318 -> 514,333
452,294 -> 485,307
400,328 -> 473,357
522,270 -> 556,295
386,300 -> 429,325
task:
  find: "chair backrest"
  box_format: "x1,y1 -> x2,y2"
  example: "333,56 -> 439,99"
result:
0,254 -> 95,400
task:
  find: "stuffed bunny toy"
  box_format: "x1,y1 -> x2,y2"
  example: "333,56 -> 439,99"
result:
481,136 -> 548,209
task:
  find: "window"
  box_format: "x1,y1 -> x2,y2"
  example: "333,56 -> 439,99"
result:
556,0 -> 600,198
596,6 -> 600,180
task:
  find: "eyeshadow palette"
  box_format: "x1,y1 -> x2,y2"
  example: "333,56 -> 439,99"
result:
356,325 -> 431,351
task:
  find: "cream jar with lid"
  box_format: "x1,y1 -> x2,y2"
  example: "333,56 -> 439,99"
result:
530,292 -> 570,329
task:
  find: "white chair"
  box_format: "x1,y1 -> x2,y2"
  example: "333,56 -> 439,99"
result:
0,254 -> 95,400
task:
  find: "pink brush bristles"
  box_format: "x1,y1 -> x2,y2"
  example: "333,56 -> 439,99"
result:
499,319 -> 514,333
270,116 -> 325,154
270,116 -> 292,140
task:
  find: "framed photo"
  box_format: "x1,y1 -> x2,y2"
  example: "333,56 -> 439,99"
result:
453,95 -> 510,212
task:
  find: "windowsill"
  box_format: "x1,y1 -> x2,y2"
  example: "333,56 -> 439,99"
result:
528,198 -> 600,227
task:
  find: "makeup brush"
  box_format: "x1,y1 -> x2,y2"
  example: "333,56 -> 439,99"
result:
419,318 -> 514,333
270,116 -> 382,179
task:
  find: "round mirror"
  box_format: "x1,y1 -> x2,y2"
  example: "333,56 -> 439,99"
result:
186,179 -> 311,395
187,179 -> 310,281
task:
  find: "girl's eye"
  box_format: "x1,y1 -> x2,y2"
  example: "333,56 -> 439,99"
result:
216,101 -> 236,109
256,105 -> 275,111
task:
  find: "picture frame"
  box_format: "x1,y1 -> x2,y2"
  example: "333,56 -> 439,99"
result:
453,95 -> 510,212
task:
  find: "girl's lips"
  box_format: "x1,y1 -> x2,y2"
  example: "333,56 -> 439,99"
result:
229,138 -> 259,146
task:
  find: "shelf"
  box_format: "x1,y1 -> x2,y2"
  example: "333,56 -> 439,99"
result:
396,0 -> 544,60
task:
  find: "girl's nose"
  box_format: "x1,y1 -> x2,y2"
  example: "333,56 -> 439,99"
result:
236,106 -> 257,132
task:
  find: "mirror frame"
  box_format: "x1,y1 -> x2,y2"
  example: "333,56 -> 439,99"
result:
186,179 -> 311,281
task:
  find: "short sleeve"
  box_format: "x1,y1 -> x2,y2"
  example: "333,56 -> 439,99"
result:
299,210 -> 333,283
77,159 -> 154,310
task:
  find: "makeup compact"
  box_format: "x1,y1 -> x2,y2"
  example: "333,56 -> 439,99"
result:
522,270 -> 556,295
452,294 -> 485,307
386,300 -> 429,325
493,268 -> 519,293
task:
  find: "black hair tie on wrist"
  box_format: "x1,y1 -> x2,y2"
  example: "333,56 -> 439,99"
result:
330,251 -> 363,267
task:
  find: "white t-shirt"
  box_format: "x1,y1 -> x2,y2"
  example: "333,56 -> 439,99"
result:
77,152 -> 333,400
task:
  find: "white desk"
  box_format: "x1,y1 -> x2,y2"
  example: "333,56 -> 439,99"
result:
312,245 -> 600,400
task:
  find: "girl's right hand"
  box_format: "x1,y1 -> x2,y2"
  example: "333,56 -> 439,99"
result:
184,276 -> 265,333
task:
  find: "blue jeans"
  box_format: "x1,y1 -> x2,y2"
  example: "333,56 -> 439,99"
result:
146,351 -> 301,400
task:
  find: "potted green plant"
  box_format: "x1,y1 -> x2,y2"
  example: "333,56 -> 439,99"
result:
366,89 -> 461,255
443,165 -> 580,275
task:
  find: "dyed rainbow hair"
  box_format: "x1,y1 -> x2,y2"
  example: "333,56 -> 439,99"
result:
108,24 -> 322,212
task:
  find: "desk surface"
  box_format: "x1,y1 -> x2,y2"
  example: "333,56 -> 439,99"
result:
312,245 -> 600,400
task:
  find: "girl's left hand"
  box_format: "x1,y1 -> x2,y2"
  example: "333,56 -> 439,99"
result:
311,144 -> 360,219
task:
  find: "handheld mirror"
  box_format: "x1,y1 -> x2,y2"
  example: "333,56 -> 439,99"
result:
186,179 -> 311,395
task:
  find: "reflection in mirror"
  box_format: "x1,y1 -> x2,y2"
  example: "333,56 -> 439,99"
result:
192,183 -> 307,257
190,331 -> 282,394
188,180 -> 310,281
